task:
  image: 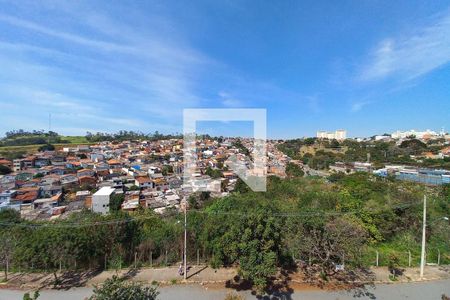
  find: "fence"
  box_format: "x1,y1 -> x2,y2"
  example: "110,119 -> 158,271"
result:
2,247 -> 449,275
361,247 -> 450,268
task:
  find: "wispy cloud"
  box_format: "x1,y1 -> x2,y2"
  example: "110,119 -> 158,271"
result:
0,3 -> 215,134
0,1 -> 320,136
351,100 -> 373,112
218,91 -> 245,108
0,14 -> 133,52
359,10 -> 450,82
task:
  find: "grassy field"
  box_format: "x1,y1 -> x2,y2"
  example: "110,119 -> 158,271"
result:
61,136 -> 89,144
0,136 -> 94,159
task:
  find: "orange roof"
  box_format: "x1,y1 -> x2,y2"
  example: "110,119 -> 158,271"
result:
153,178 -> 166,184
0,159 -> 12,165
17,187 -> 40,192
135,176 -> 152,184
223,171 -> 235,177
51,193 -> 62,201
107,159 -> 121,165
14,191 -> 39,202
441,146 -> 450,154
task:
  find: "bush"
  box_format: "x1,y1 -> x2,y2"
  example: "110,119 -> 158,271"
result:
0,164 -> 11,175
23,291 -> 40,300
38,144 -> 55,152
224,292 -> 245,300
89,275 -> 159,300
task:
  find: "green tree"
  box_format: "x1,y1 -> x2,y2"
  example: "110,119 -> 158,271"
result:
205,166 -> 222,179
285,163 -> 304,177
233,178 -> 249,194
203,196 -> 282,292
38,143 -> 55,152
110,194 -> 125,212
0,164 -> 11,175
161,165 -> 173,176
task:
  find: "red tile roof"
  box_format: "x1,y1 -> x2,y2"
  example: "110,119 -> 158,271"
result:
135,176 -> 152,184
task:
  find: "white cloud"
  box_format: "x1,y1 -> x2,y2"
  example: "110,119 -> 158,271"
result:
360,10 -> 450,82
218,91 -> 245,107
351,100 -> 373,112
0,14 -> 133,53
222,98 -> 243,107
0,5 -> 213,133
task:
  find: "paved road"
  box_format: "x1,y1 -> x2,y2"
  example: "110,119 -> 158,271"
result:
1,279 -> 449,300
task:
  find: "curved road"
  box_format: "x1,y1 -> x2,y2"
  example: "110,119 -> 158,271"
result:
1,279 -> 449,300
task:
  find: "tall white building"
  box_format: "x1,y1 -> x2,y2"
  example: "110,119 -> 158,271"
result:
92,186 -> 115,215
317,129 -> 347,140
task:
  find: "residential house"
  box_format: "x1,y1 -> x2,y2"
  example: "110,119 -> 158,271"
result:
0,159 -> 13,169
153,177 -> 169,191
135,176 -> 154,189
91,186 -> 115,214
121,191 -> 140,211
76,190 -> 91,202
78,176 -> 97,187
12,187 -> 40,204
22,156 -> 36,169
40,185 -> 63,198
107,159 -> 123,171
13,159 -> 23,171
33,197 -> 58,210
77,169 -> 95,178
0,175 -> 16,190
60,174 -> 79,188
0,189 -> 16,205
35,157 -> 51,168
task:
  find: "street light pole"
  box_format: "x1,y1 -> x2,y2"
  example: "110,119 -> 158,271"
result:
420,195 -> 427,279
183,202 -> 187,281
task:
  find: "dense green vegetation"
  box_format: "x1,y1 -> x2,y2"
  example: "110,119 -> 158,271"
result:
285,162 -> 304,177
37,143 -> 55,152
232,139 -> 251,156
0,164 -> 11,175
0,175 -> 449,291
0,130 -> 91,160
278,138 -> 450,170
205,166 -> 223,179
109,194 -> 126,212
276,138 -> 316,159
85,131 -> 182,142
0,130 -> 66,146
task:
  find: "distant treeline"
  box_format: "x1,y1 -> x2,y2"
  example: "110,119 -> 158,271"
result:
0,128 -> 231,147
0,129 -> 184,146
84,131 -> 226,142
0,130 -> 66,147
85,130 -> 183,142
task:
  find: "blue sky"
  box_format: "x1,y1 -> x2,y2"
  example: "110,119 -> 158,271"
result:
0,1 -> 449,138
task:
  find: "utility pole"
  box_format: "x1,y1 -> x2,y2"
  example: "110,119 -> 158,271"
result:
48,113 -> 52,144
420,195 -> 427,279
183,202 -> 187,281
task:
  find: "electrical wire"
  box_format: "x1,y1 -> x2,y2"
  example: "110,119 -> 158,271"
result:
0,201 -> 424,228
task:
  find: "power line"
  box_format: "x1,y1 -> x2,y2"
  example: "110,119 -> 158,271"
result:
0,201 -> 423,228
